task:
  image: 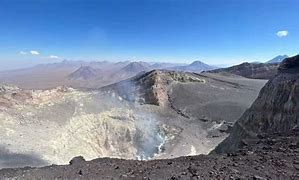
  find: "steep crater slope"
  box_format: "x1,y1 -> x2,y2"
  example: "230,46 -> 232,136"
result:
101,70 -> 209,106
169,72 -> 265,124
0,86 -> 174,167
214,54 -> 299,153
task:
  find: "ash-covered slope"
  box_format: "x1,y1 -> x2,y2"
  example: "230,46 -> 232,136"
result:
208,62 -> 279,79
213,54 -> 299,154
0,84 -> 171,167
102,70 -> 266,138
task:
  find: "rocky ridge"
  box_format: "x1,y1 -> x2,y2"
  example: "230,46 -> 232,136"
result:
208,62 -> 279,79
0,85 -> 70,110
101,70 -> 206,107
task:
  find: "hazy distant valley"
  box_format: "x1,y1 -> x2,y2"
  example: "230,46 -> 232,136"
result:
0,60 -> 216,90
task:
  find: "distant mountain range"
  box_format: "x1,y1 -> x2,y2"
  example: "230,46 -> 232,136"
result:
149,62 -> 186,70
53,60 -> 216,80
51,60 -> 215,73
0,55 -> 290,88
207,55 -> 290,79
26,60 -> 215,73
170,61 -> 216,72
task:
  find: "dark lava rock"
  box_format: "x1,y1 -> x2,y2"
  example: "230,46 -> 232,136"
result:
77,169 -> 83,176
278,54 -> 299,73
69,156 -> 86,165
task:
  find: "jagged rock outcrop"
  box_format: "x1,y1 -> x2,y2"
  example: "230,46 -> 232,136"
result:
135,70 -> 206,106
213,55 -> 299,153
0,85 -> 70,110
208,62 -> 279,79
278,55 -> 299,73
101,70 -> 206,106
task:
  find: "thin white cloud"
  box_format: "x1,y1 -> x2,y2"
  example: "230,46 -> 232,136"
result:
48,55 -> 59,59
19,51 -> 27,55
19,50 -> 63,60
276,30 -> 288,38
30,50 -> 40,55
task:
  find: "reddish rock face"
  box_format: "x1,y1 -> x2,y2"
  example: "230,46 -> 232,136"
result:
102,70 -> 206,107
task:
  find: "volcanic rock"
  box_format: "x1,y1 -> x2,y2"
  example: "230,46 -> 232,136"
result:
69,156 -> 86,165
213,54 -> 299,153
278,54 -> 299,73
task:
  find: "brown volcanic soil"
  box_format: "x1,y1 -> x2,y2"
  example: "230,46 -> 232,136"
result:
0,130 -> 298,179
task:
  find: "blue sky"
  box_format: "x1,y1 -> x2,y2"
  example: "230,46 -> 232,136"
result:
0,0 -> 299,70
